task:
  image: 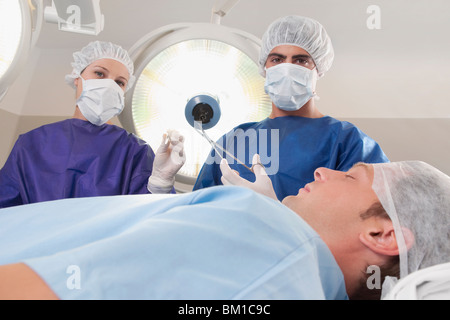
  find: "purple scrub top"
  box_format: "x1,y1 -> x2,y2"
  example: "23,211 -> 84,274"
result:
0,119 -> 155,208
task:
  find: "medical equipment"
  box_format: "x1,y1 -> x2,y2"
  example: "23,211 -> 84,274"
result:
44,0 -> 104,36
0,0 -> 38,101
120,21 -> 271,184
185,94 -> 259,173
185,94 -> 221,130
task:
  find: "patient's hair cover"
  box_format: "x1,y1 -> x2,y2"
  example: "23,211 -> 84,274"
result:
372,161 -> 450,297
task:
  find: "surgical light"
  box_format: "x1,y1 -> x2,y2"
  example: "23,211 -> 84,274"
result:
0,1 -> 21,80
0,0 -> 38,101
120,23 -> 272,192
185,94 -> 221,130
186,93 -> 258,174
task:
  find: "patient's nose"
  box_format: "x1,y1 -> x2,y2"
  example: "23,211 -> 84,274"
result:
314,168 -> 325,181
314,167 -> 337,182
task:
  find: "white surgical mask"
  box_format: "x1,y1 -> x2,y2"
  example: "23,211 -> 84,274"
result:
264,63 -> 317,111
76,77 -> 125,126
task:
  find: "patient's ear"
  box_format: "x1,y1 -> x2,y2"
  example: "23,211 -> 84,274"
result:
359,219 -> 414,256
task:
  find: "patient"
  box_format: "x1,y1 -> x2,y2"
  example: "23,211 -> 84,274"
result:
0,159 -> 448,300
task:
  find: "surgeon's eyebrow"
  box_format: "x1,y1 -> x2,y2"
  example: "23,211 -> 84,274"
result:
93,65 -> 108,72
292,54 -> 313,60
267,53 -> 312,60
267,53 -> 287,60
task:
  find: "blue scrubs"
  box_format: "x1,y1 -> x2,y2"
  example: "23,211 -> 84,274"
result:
0,186 -> 348,300
194,116 -> 389,200
0,119 -> 156,208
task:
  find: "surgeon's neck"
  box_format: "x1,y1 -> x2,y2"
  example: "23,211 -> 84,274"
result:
72,107 -> 88,121
269,100 -> 324,119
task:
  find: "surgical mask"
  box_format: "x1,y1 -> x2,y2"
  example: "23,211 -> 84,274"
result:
264,63 -> 317,111
76,77 -> 125,126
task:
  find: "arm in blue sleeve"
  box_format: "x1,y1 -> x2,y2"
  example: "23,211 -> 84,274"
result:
193,148 -> 223,191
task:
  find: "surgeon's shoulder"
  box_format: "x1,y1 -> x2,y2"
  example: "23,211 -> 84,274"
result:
223,121 -> 260,137
106,125 -> 150,148
14,120 -> 70,144
24,119 -> 69,134
127,132 -> 151,149
326,117 -> 368,136
322,116 -> 351,128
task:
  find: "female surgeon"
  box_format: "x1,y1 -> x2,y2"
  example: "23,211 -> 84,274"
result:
193,15 -> 389,200
0,41 -> 185,208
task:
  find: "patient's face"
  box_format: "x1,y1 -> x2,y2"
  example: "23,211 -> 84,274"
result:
282,163 -> 378,245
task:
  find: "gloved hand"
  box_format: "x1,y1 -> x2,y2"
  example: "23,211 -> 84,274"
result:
147,130 -> 186,194
220,154 -> 278,201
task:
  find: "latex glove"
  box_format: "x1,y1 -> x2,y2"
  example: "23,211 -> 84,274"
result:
220,154 -> 278,201
148,130 -> 186,193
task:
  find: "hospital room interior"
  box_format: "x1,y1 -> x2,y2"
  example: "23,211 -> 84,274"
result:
0,0 -> 449,300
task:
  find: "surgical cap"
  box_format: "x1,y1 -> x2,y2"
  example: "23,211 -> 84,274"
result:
259,15 -> 334,78
65,41 -> 136,91
372,161 -> 450,297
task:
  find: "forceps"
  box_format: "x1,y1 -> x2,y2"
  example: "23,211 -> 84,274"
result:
194,122 -> 263,173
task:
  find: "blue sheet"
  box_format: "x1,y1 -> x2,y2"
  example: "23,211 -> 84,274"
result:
0,186 -> 348,300
0,119 -> 155,208
194,116 -> 389,200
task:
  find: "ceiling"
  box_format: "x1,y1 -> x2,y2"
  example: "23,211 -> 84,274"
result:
1,0 -> 450,119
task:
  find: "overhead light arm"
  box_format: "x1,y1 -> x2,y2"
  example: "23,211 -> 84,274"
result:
44,0 -> 104,35
211,0 -> 240,24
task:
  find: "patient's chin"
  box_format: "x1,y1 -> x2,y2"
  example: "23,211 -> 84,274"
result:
281,195 -> 297,210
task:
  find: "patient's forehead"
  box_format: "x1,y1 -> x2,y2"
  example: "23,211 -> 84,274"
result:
350,162 -> 371,171
348,162 -> 374,183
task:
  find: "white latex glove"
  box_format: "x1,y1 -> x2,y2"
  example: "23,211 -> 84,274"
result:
220,154 -> 278,201
148,130 -> 186,194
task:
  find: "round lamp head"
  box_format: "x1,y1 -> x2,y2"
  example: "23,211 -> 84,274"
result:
185,94 -> 221,130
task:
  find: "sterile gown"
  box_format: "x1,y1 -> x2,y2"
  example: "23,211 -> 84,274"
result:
194,116 -> 389,200
0,119 -> 155,208
0,186 -> 348,300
